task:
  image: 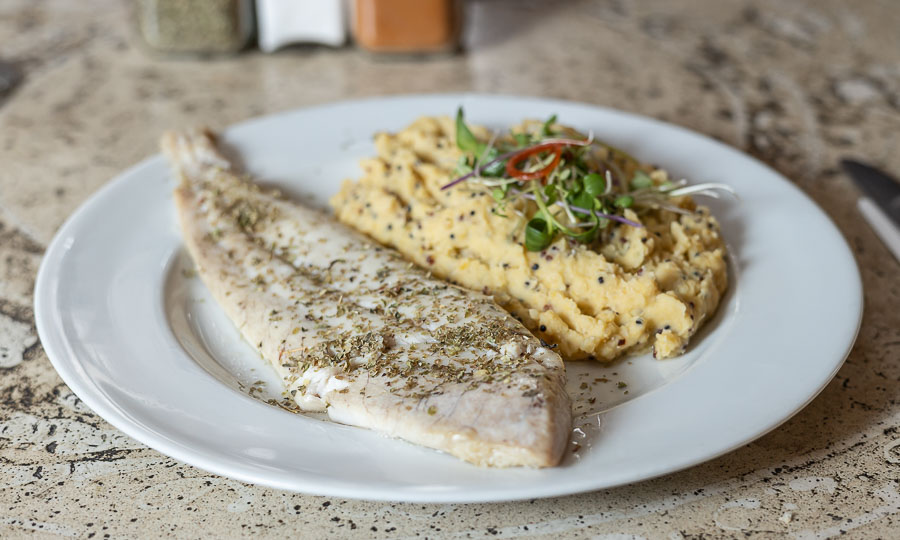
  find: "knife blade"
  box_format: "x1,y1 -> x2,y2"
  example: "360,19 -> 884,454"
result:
840,158 -> 900,262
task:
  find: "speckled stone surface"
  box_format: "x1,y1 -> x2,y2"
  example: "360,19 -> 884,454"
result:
1,1 -> 899,538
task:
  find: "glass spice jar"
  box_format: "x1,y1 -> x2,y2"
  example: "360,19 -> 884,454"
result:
352,0 -> 462,55
136,0 -> 254,55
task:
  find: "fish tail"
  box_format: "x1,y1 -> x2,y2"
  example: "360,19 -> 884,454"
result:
160,128 -> 231,186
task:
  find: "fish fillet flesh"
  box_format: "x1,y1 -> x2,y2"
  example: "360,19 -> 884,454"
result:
162,129 -> 572,467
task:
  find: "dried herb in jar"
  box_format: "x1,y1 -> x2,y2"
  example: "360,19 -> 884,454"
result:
137,0 -> 253,55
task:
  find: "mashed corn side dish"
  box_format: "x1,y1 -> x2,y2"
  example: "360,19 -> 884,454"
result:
330,116 -> 728,361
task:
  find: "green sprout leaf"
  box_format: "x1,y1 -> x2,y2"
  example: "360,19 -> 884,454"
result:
542,114 -> 558,137
455,107 -> 485,155
614,195 -> 634,208
480,147 -> 505,176
525,217 -> 553,251
630,170 -> 654,190
583,173 -> 606,197
543,183 -> 558,204
455,154 -> 472,175
570,190 -> 594,211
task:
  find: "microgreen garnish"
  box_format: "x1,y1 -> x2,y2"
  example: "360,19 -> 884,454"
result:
455,107 -> 483,156
525,217 -> 552,251
443,109 -> 736,251
629,171 -> 654,190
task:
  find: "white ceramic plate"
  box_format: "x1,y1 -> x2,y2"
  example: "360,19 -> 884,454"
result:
34,95 -> 862,503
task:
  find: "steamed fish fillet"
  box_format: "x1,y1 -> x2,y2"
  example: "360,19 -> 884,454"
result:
162,129 -> 572,467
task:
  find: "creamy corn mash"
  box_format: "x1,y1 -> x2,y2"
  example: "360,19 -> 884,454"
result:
330,116 -> 728,361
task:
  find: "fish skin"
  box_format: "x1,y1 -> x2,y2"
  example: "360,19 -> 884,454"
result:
162,129 -> 572,467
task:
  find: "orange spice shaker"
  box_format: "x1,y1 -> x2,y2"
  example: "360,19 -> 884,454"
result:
352,0 -> 462,55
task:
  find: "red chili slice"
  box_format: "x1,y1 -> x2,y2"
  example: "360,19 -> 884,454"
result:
505,142 -> 564,182
505,138 -> 591,183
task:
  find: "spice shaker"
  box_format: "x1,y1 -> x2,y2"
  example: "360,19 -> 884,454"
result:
352,0 -> 462,55
136,0 -> 254,55
256,0 -> 347,52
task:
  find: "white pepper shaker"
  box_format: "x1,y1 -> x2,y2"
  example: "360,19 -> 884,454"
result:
256,0 -> 347,52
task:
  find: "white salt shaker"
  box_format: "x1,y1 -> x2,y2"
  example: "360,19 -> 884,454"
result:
256,0 -> 347,52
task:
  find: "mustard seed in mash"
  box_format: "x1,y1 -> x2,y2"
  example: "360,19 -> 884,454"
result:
330,112 -> 730,361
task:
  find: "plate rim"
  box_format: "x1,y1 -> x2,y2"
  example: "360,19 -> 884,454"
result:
34,93 -> 863,502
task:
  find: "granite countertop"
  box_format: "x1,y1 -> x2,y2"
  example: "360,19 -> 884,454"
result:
2,0 -> 899,537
